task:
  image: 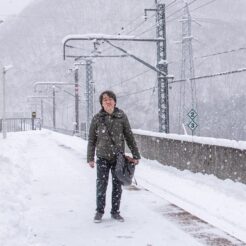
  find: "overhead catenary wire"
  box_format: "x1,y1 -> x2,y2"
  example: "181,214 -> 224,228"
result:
97,0 -> 180,57
125,0 -> 201,37
195,47 -> 246,59
190,0 -> 217,12
166,0 -> 179,9
134,23 -> 157,38
98,9 -> 156,54
117,67 -> 246,98
134,0 -> 204,37
170,67 -> 246,84
118,1 -> 159,35
166,0 -> 200,19
64,0 -> 230,101
121,0 -> 180,36
191,17 -> 227,25
102,1 -> 187,43
168,46 -> 246,66
125,19 -> 153,35
167,0 -> 217,23
109,69 -> 152,89
118,86 -> 156,98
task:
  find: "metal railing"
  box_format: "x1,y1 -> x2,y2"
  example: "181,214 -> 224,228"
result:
0,118 -> 42,133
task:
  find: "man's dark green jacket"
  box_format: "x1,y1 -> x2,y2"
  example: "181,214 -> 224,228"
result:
87,107 -> 141,162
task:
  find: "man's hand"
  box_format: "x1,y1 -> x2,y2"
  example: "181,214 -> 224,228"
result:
125,156 -> 139,165
88,161 -> 95,168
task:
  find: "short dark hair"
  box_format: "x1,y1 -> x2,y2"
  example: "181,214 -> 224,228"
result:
99,90 -> 117,105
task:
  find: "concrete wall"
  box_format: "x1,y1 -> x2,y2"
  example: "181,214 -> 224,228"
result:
133,133 -> 246,184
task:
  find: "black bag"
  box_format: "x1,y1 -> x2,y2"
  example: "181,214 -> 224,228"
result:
115,152 -> 135,186
102,119 -> 136,186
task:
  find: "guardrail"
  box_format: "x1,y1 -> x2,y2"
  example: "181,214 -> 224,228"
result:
0,118 -> 41,132
22,125 -> 245,185
133,130 -> 246,185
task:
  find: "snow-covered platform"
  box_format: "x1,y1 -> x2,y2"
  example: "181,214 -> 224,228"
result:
1,130 -> 246,245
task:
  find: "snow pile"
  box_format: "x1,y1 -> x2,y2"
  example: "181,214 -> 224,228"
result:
0,134 -> 31,246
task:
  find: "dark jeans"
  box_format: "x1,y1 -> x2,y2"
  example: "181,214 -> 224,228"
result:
96,157 -> 122,214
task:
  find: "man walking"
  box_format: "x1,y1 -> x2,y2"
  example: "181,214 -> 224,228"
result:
87,90 -> 140,223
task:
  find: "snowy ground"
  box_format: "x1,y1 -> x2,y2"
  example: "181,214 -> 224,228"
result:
1,129 -> 246,246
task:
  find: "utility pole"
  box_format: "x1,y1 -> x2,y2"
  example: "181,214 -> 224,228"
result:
1,64 -> 13,139
1,65 -> 6,138
179,2 -> 198,134
156,2 -> 169,133
52,86 -> 56,129
41,99 -> 44,126
145,1 -> 169,133
72,60 -> 94,139
85,59 -> 94,139
74,66 -> 79,134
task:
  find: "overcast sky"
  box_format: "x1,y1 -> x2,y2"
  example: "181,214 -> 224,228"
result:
0,0 -> 33,19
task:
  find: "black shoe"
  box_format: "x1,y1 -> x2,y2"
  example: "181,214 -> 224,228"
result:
111,213 -> 124,222
94,212 -> 103,223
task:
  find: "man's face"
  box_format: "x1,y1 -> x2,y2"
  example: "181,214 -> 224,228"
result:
102,94 -> 116,113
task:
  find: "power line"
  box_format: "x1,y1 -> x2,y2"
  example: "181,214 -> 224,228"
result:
109,69 -> 152,88
166,0 -> 216,23
125,19 -> 153,35
134,23 -> 156,38
169,46 -> 246,65
166,0 -> 200,19
118,67 -> 246,98
166,0 -> 179,9
116,2 -> 158,36
170,67 -> 246,84
120,1 -> 183,36
120,14 -> 145,33
99,7 -> 157,54
191,17 -> 228,25
118,86 -> 156,98
134,0 -> 202,36
190,0 -> 217,12
195,47 -> 246,59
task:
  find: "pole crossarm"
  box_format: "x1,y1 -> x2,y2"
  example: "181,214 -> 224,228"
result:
65,55 -> 129,60
62,34 -> 165,60
33,81 -> 74,91
27,96 -> 53,100
105,40 -> 166,76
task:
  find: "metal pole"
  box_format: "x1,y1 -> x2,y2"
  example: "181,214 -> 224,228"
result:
85,60 -> 93,139
52,86 -> 56,129
156,3 -> 169,133
2,66 -> 7,138
41,99 -> 44,126
74,67 -> 79,134
179,3 -> 198,134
